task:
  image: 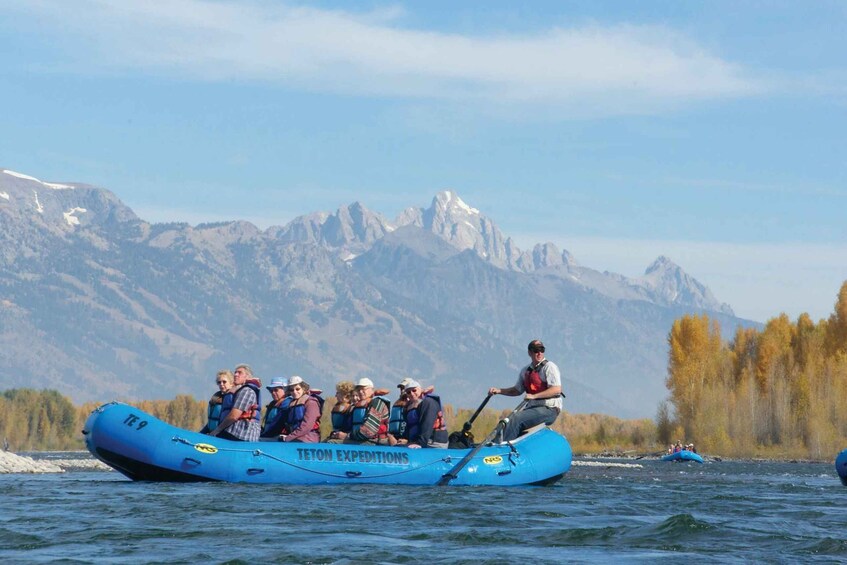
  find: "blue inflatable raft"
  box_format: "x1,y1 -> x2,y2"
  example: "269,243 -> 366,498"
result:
835,449 -> 847,485
662,450 -> 704,463
83,402 -> 572,486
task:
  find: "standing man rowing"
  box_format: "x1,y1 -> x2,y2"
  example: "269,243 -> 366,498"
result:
488,339 -> 563,442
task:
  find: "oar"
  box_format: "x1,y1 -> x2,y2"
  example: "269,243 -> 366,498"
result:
438,398 -> 528,486
462,393 -> 493,433
447,393 -> 494,448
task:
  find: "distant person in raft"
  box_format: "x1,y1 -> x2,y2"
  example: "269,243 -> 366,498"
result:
327,378 -> 391,445
488,339 -> 563,442
208,364 -> 262,441
200,369 -> 234,434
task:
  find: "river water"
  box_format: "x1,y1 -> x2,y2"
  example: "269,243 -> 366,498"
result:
1,455 -> 844,563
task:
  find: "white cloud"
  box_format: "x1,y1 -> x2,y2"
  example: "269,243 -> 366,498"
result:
6,0 -> 763,117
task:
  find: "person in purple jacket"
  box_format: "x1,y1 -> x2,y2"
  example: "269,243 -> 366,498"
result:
280,376 -> 323,443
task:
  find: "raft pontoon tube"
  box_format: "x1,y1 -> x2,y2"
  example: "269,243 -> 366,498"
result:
83,402 -> 572,486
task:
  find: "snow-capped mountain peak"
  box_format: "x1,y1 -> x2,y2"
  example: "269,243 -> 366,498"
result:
637,256 -> 734,315
434,190 -> 479,216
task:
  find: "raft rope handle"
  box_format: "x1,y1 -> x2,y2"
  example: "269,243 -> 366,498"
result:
171,436 -> 517,479
91,401 -> 118,415
253,449 -> 456,479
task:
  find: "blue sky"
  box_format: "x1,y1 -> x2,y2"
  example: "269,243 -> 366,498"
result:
2,0 -> 845,323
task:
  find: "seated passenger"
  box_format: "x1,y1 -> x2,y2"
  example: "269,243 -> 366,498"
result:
389,378 -> 436,441
260,377 -> 290,439
326,380 -> 355,441
328,378 -> 391,445
209,364 -> 262,441
388,378 -> 413,440
200,369 -> 233,434
280,376 -> 324,443
395,380 -> 448,449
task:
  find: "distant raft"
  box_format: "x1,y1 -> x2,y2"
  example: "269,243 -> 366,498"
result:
662,450 -> 704,463
836,449 -> 847,485
83,402 -> 572,486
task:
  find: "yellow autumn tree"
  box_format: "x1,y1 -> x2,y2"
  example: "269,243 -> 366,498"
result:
666,314 -> 724,439
825,282 -> 847,358
663,280 -> 847,459
755,314 -> 795,392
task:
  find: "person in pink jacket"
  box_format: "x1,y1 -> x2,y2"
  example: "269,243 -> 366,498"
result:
280,376 -> 323,443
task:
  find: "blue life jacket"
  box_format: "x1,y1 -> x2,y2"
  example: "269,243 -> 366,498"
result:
331,406 -> 353,433
220,381 -> 262,424
388,401 -> 407,437
351,396 -> 390,437
284,393 -> 325,434
261,397 -> 291,437
207,401 -> 223,431
404,394 -> 446,443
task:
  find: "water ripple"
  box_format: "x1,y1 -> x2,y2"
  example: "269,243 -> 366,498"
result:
1,459 -> 845,562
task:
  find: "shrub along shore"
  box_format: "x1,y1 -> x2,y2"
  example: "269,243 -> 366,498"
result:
6,279 -> 847,463
1,387 -> 656,455
2,386 -> 842,462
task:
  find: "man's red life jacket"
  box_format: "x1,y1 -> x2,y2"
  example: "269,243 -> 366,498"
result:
523,360 -> 549,394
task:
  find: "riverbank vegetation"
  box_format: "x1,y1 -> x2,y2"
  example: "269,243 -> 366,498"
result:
0,388 -> 654,454
663,282 -> 847,460
5,282 -> 845,459
0,390 -> 208,451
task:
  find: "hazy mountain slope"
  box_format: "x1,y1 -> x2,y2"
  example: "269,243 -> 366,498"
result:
0,168 -> 757,416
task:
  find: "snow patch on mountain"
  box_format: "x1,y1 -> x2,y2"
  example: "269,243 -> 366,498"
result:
33,190 -> 43,213
442,190 -> 479,215
63,207 -> 87,226
3,169 -> 75,190
0,192 -> 8,201
3,169 -> 40,182
45,181 -> 75,190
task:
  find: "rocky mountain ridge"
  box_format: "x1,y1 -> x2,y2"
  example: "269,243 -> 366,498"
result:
0,168 -> 746,417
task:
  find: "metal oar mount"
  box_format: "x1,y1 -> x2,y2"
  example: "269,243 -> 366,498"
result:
438,399 -> 528,486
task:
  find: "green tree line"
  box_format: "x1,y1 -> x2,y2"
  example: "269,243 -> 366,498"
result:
661,281 -> 847,459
